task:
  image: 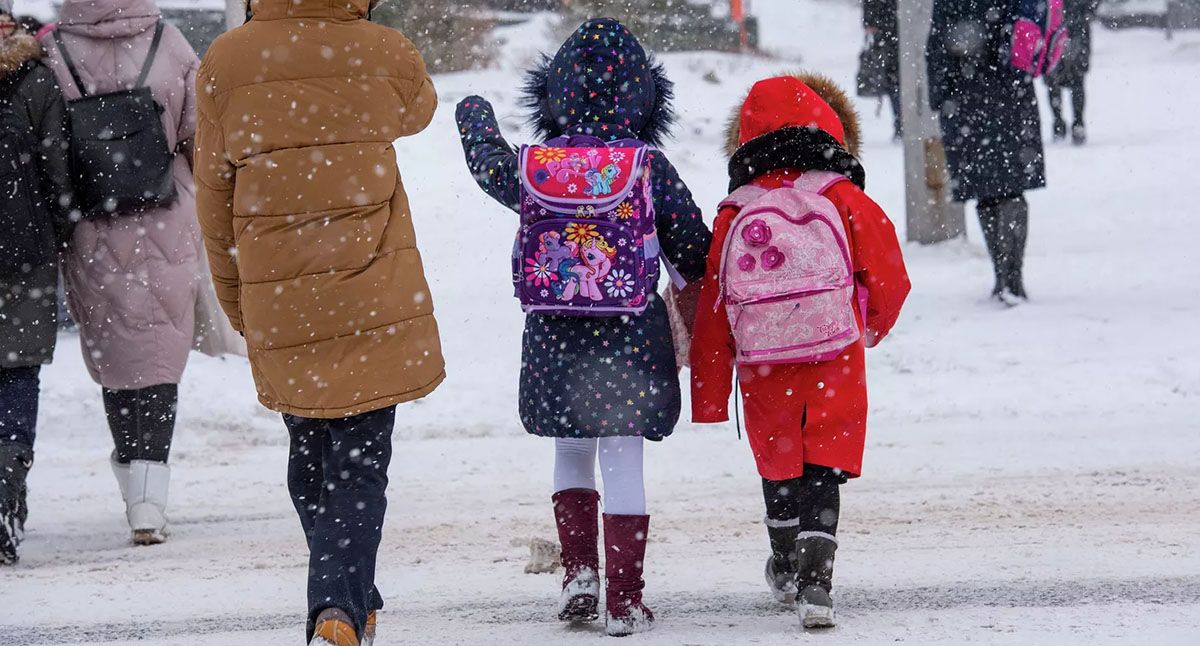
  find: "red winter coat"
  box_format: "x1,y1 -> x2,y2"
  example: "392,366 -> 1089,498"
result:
690,74 -> 910,480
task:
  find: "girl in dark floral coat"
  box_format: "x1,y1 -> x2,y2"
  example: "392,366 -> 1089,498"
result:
454,18 -> 711,636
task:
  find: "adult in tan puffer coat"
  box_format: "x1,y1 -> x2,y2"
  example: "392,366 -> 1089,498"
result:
195,0 -> 443,642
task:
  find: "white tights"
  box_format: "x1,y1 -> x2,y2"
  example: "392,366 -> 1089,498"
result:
553,437 -> 646,516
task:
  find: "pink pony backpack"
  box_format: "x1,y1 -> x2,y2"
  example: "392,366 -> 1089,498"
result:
718,171 -> 862,365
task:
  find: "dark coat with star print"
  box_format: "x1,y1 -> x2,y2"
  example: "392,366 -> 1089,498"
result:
455,18 -> 711,439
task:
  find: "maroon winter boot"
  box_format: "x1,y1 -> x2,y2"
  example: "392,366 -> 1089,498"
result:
552,488 -> 600,622
603,513 -> 655,636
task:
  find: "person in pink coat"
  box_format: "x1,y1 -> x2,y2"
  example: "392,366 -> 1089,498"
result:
44,0 -> 201,545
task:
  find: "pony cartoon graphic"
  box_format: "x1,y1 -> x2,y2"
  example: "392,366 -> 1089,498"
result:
569,235 -> 618,301
532,231 -> 582,300
584,164 -> 621,196
537,231 -> 576,269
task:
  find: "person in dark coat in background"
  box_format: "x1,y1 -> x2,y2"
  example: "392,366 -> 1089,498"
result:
926,0 -> 1046,304
1047,0 -> 1100,144
862,0 -> 901,139
455,18 -> 711,636
0,6 -> 75,565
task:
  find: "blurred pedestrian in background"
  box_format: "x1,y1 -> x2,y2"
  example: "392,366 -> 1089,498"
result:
858,0 -> 901,140
45,0 -> 202,545
926,0 -> 1046,305
1046,0 -> 1100,144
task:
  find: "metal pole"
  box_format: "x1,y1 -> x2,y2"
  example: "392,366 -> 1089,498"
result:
226,0 -> 246,30
897,0 -> 964,244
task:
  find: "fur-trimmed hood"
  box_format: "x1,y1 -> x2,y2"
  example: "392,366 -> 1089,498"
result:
521,18 -> 674,145
724,72 -> 861,158
0,33 -> 43,79
724,72 -> 865,192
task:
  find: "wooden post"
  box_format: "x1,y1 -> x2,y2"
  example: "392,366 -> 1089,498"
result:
897,0 -> 964,244
226,0 -> 246,30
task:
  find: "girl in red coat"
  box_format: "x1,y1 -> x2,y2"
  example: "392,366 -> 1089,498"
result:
690,73 -> 910,628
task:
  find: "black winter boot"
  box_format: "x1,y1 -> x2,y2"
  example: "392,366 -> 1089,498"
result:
0,443 -> 33,565
795,533 -> 837,629
998,197 -> 1030,301
977,200 -> 1009,301
764,521 -> 800,604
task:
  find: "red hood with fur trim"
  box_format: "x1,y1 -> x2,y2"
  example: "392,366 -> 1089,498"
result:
725,72 -> 861,158
724,73 -> 864,191
740,76 -> 846,149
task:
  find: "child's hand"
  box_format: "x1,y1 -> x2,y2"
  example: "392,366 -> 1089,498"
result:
672,281 -> 702,339
455,95 -> 494,124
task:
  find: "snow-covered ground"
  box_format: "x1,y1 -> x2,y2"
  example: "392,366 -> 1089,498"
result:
3,0 -> 1200,643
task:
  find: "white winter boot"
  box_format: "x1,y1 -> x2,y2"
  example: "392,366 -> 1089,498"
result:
125,460 -> 170,545
110,452 -> 130,502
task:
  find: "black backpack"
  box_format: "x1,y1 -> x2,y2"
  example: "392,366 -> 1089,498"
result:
53,23 -> 177,218
0,62 -> 52,279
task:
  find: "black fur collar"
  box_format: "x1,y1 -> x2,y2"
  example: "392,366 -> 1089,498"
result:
728,126 -> 866,193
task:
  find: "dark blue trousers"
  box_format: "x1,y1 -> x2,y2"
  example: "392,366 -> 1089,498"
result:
0,367 -> 40,449
283,405 -> 395,642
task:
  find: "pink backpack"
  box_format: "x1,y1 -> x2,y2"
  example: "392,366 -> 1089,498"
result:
1010,0 -> 1068,77
718,171 -> 862,365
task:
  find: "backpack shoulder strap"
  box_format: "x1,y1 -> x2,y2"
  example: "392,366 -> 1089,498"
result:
791,170 -> 850,195
51,29 -> 88,97
135,22 -> 165,88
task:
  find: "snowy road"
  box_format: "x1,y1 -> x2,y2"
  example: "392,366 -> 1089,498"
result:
5,431 -> 1199,644
3,0 -> 1200,643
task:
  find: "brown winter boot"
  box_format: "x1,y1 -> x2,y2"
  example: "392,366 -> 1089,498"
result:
360,610 -> 376,646
603,513 -> 655,636
552,488 -> 601,622
309,608 -> 358,646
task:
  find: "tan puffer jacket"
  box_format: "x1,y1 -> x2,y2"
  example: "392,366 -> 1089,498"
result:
195,0 -> 444,418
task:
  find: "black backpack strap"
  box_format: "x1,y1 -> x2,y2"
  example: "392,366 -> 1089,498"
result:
135,22 -> 165,88
51,29 -> 88,97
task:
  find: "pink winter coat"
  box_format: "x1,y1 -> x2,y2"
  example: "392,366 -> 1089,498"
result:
45,0 -> 202,389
